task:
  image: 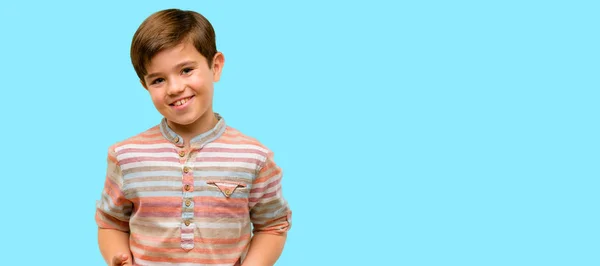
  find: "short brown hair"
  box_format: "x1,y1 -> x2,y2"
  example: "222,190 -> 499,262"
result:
130,9 -> 217,83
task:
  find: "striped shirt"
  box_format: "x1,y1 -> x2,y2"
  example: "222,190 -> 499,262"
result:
95,114 -> 292,265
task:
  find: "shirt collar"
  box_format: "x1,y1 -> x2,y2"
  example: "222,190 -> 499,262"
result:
159,113 -> 227,148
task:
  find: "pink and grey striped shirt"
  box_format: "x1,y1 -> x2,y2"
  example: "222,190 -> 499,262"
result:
95,114 -> 292,265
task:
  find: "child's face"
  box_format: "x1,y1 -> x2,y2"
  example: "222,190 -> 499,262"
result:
142,41 -> 224,129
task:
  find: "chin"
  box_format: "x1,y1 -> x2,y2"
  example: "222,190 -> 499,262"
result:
170,118 -> 196,126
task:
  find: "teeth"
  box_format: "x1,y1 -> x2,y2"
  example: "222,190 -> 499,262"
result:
173,97 -> 190,106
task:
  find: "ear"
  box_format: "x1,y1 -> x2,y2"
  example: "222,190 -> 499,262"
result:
211,52 -> 225,82
140,79 -> 148,90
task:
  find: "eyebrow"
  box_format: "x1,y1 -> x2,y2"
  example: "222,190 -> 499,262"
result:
145,60 -> 198,80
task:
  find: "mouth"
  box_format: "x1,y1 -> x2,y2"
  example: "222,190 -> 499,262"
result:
170,96 -> 194,106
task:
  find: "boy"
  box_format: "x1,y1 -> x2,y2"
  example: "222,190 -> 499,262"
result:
95,9 -> 292,266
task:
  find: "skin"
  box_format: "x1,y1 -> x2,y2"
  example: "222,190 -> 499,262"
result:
242,233 -> 287,266
98,229 -> 132,265
98,41 -> 286,266
142,41 -> 223,145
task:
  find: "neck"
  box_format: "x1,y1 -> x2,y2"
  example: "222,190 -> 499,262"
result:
167,110 -> 218,146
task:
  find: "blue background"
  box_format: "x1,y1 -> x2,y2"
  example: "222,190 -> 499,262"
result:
0,1 -> 598,265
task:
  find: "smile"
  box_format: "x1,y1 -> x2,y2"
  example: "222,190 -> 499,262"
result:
170,96 -> 194,106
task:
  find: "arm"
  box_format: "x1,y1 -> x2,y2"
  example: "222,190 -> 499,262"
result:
96,146 -> 134,265
242,233 -> 287,266
243,150 -> 292,266
98,229 -> 132,265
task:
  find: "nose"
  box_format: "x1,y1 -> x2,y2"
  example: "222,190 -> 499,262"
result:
167,77 -> 185,95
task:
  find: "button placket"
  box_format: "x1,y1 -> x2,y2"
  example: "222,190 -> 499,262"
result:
180,148 -> 196,250
180,220 -> 195,251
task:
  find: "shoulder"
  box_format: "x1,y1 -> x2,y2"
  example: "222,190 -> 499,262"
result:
107,125 -> 166,156
210,126 -> 273,160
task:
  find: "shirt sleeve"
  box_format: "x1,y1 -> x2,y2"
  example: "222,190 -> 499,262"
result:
249,150 -> 292,235
95,146 -> 133,232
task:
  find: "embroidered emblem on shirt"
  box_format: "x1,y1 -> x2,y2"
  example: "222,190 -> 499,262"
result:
206,181 -> 246,198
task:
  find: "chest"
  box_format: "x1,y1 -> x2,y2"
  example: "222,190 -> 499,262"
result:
116,146 -> 261,202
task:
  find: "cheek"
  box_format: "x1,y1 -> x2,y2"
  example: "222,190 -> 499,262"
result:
149,91 -> 165,106
190,74 -> 212,91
